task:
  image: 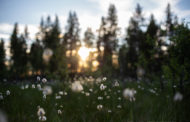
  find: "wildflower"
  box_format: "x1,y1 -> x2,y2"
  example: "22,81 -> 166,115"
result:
117,105 -> 122,109
37,84 -> 42,91
100,84 -> 106,91
174,92 -> 183,102
118,97 -> 121,100
43,86 -> 52,95
63,92 -> 67,95
58,110 -> 62,114
37,107 -> 45,116
0,94 -> 3,100
106,96 -> 110,99
98,96 -> 103,100
149,89 -> 156,94
108,109 -> 112,113
103,77 -> 107,81
43,94 -> 46,99
117,90 -> 121,93
56,95 -> 61,99
123,88 -> 137,102
114,81 -> 119,87
32,84 -> 35,88
97,104 -> 103,110
42,78 -> 47,83
89,88 -> 93,92
59,91 -> 63,95
71,81 -> 83,92
25,84 -> 29,89
21,85 -> 25,90
6,90 -> 10,96
85,92 -> 90,96
39,116 -> 47,121
96,78 -> 102,83
37,76 -> 41,81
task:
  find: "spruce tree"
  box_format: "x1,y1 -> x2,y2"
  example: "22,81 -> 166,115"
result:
97,4 -> 119,75
164,23 -> 190,93
64,11 -> 80,73
83,27 -> 94,72
30,38 -> 44,75
0,39 -> 6,79
97,17 -> 106,69
142,14 -> 158,76
118,44 -> 128,77
84,27 -> 94,48
10,23 -> 28,78
125,3 -> 144,79
165,3 -> 174,36
49,15 -> 68,79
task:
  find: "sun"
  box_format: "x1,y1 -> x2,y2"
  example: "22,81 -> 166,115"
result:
78,46 -> 90,61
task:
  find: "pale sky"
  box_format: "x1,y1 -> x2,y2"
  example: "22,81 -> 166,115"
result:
0,0 -> 190,44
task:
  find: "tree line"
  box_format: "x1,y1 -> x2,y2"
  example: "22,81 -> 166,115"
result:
0,3 -> 190,92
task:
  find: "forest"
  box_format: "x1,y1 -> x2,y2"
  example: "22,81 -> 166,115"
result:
0,2 -> 190,122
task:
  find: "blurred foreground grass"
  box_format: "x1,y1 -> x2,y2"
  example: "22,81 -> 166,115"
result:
0,77 -> 190,122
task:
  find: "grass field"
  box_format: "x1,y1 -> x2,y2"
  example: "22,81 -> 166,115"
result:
0,77 -> 189,122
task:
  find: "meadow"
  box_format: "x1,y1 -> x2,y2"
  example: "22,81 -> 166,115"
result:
0,77 -> 189,122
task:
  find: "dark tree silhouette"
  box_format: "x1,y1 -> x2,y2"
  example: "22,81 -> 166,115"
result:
84,27 -> 94,48
97,4 -> 119,75
10,23 -> 28,78
0,39 -> 6,79
64,11 -> 81,73
125,3 -> 145,79
30,38 -> 44,75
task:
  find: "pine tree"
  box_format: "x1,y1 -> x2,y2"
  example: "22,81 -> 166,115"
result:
10,23 -> 28,78
30,38 -> 44,75
97,4 -> 119,75
141,14 -> 158,75
64,11 -> 81,73
125,3 -> 145,79
146,14 -> 158,38
43,16 -> 53,49
83,27 -> 94,72
36,15 -> 68,79
84,27 -> 94,48
49,15 -> 68,79
97,17 -> 106,69
104,4 -> 119,66
164,23 -> 190,93
19,34 -> 28,76
0,39 -> 6,79
165,3 -> 174,36
118,44 -> 128,77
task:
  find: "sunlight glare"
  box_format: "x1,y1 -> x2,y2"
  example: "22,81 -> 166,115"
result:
78,47 -> 90,61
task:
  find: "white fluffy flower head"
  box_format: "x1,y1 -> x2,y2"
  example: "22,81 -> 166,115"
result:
97,104 -> 103,110
100,84 -> 106,91
71,81 -> 83,92
174,92 -> 183,102
43,86 -> 52,95
123,88 -> 137,102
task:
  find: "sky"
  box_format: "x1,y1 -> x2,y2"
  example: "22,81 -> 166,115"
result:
0,0 -> 190,46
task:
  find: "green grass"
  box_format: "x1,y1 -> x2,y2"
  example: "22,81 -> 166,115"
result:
0,78 -> 189,122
